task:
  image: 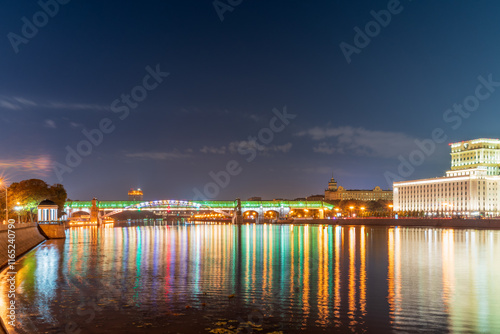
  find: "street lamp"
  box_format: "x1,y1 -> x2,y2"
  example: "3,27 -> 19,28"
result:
388,204 -> 393,217
0,178 -> 7,223
442,203 -> 452,217
349,206 -> 354,217
15,202 -> 21,223
360,207 -> 365,217
441,203 -> 447,217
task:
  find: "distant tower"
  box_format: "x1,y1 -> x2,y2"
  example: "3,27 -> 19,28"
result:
327,174 -> 338,192
128,188 -> 143,201
90,197 -> 99,223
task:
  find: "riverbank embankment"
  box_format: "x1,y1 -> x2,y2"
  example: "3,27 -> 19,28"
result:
0,223 -> 46,270
290,218 -> 500,229
38,224 -> 66,239
1,223 -> 47,333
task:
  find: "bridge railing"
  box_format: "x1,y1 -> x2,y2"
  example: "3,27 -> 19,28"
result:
65,200 -> 335,211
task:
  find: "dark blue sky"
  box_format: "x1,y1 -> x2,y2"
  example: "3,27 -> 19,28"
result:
2,0 -> 500,201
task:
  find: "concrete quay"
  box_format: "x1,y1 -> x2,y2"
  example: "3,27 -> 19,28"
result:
0,223 -> 46,270
288,218 -> 500,229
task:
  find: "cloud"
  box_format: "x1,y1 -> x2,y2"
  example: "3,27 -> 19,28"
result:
45,102 -> 109,111
125,150 -> 191,160
228,141 -> 292,154
44,119 -> 57,128
296,166 -> 356,177
313,142 -> 336,154
298,126 -> 416,158
0,100 -> 21,110
0,155 -> 52,176
298,166 -> 335,174
0,95 -> 108,111
13,97 -> 36,106
200,146 -> 226,154
273,142 -> 292,153
242,113 -> 262,122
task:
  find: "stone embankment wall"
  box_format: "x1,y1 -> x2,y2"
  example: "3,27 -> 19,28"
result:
293,218 -> 500,228
38,224 -> 66,239
0,223 -> 46,270
1,223 -> 48,333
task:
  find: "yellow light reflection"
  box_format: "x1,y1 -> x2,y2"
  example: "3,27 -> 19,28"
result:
348,227 -> 356,328
387,227 -> 404,328
442,229 -> 455,311
317,225 -> 330,326
334,226 -> 341,326
360,226 -> 366,317
302,225 -> 310,326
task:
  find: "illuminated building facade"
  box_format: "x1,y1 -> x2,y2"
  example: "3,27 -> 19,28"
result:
325,176 -> 393,201
451,138 -> 500,175
128,188 -> 143,201
394,138 -> 500,217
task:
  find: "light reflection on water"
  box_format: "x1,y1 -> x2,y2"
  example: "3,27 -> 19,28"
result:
0,224 -> 499,333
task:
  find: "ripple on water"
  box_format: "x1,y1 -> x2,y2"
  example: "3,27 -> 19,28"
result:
1,225 -> 500,333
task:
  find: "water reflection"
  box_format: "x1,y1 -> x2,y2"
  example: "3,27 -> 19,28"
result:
0,225 -> 499,333
387,227 -> 500,333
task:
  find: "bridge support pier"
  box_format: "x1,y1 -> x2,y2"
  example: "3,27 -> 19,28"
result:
232,215 -> 243,224
232,198 -> 243,224
91,198 -> 101,225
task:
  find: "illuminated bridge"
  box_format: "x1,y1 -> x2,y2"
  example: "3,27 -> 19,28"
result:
63,199 -> 334,222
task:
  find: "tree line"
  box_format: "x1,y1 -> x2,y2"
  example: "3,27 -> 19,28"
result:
1,179 -> 67,223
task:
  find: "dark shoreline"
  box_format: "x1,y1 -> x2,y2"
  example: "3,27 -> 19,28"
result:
286,218 -> 500,229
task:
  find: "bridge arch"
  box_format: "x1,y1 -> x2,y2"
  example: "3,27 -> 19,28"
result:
264,210 -> 280,219
102,200 -> 233,218
242,210 -> 259,221
69,209 -> 91,218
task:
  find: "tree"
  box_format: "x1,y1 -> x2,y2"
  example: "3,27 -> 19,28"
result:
7,179 -> 67,222
48,184 -> 67,215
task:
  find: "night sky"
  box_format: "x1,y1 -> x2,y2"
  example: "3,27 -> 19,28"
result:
2,0 -> 500,201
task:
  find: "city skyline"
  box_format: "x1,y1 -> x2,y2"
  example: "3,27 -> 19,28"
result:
2,1 -> 500,201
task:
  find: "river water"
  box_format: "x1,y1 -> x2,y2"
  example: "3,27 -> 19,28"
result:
1,223 -> 500,333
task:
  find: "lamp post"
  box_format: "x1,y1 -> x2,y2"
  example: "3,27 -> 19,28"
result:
349,206 -> 354,217
388,204 -> 393,217
16,202 -> 21,223
0,179 -> 7,223
442,203 -> 452,217
360,207 -> 365,217
442,202 -> 448,217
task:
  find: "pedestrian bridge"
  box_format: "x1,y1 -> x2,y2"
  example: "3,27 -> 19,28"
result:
63,199 -> 334,221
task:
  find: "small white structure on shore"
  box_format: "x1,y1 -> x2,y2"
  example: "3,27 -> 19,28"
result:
37,199 -> 58,222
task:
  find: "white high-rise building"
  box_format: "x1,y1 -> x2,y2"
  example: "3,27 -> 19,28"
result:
394,138 -> 500,217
